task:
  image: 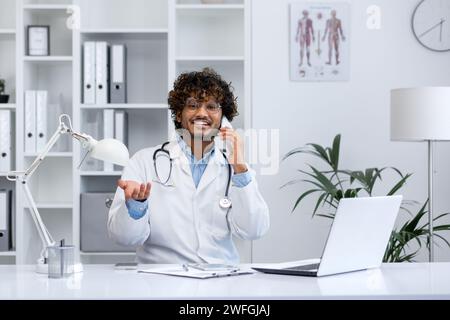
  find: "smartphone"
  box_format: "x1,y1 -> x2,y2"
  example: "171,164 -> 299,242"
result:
114,262 -> 138,270
220,116 -> 232,129
217,117 -> 233,154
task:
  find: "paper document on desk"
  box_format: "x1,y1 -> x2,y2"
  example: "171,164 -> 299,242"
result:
138,266 -> 255,279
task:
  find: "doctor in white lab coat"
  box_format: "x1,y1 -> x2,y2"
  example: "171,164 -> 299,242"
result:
108,68 -> 270,264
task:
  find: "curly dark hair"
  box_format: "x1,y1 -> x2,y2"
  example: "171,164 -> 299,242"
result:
168,68 -> 238,129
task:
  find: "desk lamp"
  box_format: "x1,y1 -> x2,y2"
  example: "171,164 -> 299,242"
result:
7,114 -> 129,273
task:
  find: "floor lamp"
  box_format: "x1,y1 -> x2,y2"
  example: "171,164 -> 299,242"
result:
390,87 -> 450,262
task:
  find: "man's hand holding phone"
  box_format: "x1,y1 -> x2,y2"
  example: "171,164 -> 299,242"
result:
219,127 -> 247,174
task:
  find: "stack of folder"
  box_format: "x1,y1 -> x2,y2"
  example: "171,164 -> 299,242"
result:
83,42 -> 127,105
24,90 -> 48,154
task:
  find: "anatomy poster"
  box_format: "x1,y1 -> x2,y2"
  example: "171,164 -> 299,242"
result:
290,2 -> 350,81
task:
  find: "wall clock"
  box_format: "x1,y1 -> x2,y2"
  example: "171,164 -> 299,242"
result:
412,0 -> 450,52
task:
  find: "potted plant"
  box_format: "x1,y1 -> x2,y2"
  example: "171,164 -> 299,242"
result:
282,134 -> 450,262
0,79 -> 10,103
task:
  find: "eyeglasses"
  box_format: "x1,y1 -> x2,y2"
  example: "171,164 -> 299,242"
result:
184,99 -> 222,114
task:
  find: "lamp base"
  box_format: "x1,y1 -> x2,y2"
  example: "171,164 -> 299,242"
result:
35,262 -> 84,274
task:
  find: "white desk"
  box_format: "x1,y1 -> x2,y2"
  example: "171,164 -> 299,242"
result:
0,263 -> 449,299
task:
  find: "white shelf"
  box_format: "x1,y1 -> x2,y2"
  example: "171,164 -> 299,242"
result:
0,251 -> 16,257
80,103 -> 168,110
80,171 -> 122,176
24,152 -> 72,158
80,29 -> 168,41
25,203 -> 73,209
0,29 -> 15,34
23,56 -> 73,63
0,104 -> 16,109
0,30 -> 15,40
80,252 -> 135,256
176,56 -> 244,61
23,4 -> 72,11
176,4 -> 244,10
80,29 -> 168,34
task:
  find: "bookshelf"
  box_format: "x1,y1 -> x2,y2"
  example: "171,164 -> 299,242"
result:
0,0 -> 17,265
2,0 -> 252,265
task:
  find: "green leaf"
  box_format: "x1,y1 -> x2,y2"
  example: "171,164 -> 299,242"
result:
280,179 -> 304,189
282,147 -> 321,161
399,252 -> 419,263
329,134 -> 341,171
434,234 -> 450,248
389,166 -> 406,179
307,143 -> 332,167
433,212 -> 450,223
291,189 -> 321,213
323,195 -> 338,209
365,168 -> 385,194
340,168 -> 385,195
316,214 -> 335,219
312,193 -> 328,217
309,166 -> 338,194
301,179 -> 330,191
387,173 -> 412,196
434,224 -> 450,231
402,201 -> 428,233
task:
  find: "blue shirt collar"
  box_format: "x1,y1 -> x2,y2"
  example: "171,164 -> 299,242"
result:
176,133 -> 215,164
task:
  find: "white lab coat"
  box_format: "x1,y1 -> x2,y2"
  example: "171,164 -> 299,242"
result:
108,140 -> 270,264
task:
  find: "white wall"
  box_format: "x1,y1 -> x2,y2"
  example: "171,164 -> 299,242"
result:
251,0 -> 450,262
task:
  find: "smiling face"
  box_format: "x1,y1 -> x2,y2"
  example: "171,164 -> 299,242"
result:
176,95 -> 223,141
168,68 -> 239,138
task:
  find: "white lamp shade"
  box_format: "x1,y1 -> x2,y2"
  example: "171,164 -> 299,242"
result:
89,138 -> 129,166
391,87 -> 450,141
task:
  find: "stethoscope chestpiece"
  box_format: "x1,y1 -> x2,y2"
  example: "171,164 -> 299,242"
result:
219,197 -> 232,209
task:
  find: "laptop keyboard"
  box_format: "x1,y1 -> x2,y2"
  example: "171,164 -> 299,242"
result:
284,263 -> 320,271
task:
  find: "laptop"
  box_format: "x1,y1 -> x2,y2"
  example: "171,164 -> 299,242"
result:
252,196 -> 402,277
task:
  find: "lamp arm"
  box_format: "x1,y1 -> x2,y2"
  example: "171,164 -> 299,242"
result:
22,181 -> 55,251
23,121 -> 70,178
7,114 -> 90,181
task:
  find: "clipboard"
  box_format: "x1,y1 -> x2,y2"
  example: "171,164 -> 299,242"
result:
138,266 -> 254,279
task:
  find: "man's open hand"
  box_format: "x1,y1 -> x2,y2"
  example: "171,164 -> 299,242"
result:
117,179 -> 151,201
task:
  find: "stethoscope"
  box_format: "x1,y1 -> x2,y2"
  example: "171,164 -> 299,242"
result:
153,140 -> 232,209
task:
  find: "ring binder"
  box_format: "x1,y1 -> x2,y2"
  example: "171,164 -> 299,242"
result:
0,110 -> 11,172
110,44 -> 127,104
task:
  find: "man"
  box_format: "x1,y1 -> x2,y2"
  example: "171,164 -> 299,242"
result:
295,10 -> 315,67
322,9 -> 346,65
108,68 -> 270,264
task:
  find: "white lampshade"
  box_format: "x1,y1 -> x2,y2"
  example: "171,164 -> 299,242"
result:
89,138 -> 129,166
390,87 -> 450,141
